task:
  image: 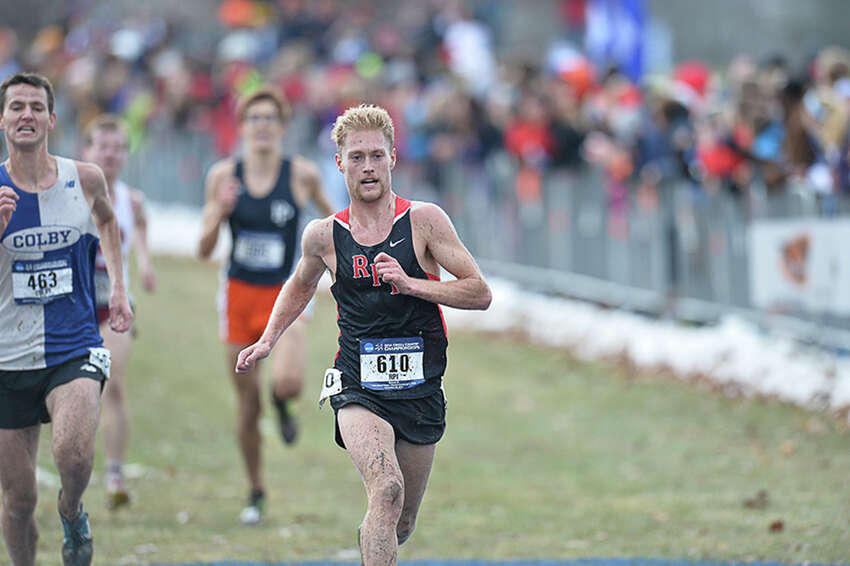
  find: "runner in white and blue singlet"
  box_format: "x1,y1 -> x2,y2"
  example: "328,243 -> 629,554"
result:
83,114 -> 156,512
0,72 -> 132,566
0,156 -> 103,367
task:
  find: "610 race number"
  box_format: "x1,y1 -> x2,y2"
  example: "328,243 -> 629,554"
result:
376,353 -> 411,373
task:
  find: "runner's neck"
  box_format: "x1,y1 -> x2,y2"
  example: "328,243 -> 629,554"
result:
4,151 -> 57,193
348,191 -> 397,242
243,151 -> 280,176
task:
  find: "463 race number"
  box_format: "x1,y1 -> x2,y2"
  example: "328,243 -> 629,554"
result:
12,257 -> 74,304
27,271 -> 58,291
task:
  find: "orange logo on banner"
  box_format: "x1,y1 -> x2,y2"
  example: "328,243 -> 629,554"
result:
779,233 -> 809,287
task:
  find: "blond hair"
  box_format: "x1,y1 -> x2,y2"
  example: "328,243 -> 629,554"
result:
82,114 -> 127,146
330,104 -> 395,151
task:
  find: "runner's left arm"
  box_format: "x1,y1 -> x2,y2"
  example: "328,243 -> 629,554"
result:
130,188 -> 156,292
78,161 -> 133,332
373,203 -> 491,310
295,157 -> 336,217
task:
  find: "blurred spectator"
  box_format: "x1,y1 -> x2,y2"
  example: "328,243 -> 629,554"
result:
548,82 -> 587,170
0,28 -> 20,80
1,0 -> 848,223
438,0 -> 497,99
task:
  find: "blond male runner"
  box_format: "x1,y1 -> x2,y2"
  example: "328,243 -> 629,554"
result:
82,114 -> 156,509
199,86 -> 334,524
0,72 -> 132,566
236,104 -> 491,565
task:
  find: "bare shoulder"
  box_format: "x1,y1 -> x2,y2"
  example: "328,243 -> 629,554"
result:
302,215 -> 335,255
410,200 -> 454,234
74,160 -> 107,195
127,187 -> 147,214
291,155 -> 320,182
206,157 -> 236,184
203,157 -> 236,200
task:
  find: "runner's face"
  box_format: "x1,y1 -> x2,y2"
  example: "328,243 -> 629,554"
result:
83,128 -> 128,181
240,99 -> 284,153
0,84 -> 55,150
335,129 -> 395,203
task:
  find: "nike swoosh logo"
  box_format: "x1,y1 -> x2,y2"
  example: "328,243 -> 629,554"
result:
389,238 -> 405,247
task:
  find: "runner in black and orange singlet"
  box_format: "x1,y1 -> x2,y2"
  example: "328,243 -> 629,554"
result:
198,86 -> 334,524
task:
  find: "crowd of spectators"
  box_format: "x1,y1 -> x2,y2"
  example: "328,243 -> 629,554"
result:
3,0 -> 850,216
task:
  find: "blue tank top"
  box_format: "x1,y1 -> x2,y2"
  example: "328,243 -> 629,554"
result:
227,158 -> 300,285
0,157 -> 103,370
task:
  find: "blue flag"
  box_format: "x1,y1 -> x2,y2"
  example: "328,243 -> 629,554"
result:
585,0 -> 645,83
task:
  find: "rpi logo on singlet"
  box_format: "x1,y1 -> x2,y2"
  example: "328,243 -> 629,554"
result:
352,254 -> 399,294
2,226 -> 82,253
270,200 -> 295,227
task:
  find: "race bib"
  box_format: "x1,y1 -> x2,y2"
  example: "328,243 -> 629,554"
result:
359,337 -> 424,391
93,270 -> 111,306
318,368 -> 342,408
12,257 -> 73,304
233,231 -> 285,270
88,347 -> 111,380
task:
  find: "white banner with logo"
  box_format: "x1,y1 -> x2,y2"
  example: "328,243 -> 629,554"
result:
749,219 -> 850,315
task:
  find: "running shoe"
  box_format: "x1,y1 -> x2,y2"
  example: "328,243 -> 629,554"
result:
106,489 -> 130,510
106,473 -> 131,510
271,389 -> 298,445
58,492 -> 93,566
239,488 -> 265,525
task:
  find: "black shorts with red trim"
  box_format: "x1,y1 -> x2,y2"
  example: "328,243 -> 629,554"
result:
329,383 -> 446,449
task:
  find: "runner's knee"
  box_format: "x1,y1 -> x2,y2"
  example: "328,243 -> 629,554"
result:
274,374 -> 303,398
53,440 -> 93,479
103,377 -> 124,402
2,489 -> 37,520
237,387 -> 261,419
369,476 -> 404,515
396,513 -> 416,545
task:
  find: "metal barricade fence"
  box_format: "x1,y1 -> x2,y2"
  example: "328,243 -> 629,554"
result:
431,154 -> 850,349
122,124 -> 218,208
69,123 -> 850,350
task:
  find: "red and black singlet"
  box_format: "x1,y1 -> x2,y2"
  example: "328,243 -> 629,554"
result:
331,196 -> 448,399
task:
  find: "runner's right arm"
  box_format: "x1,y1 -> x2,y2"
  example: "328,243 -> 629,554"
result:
0,185 -> 19,234
198,159 -> 239,259
235,217 -> 331,372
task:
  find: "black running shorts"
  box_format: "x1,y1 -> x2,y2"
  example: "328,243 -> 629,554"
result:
330,386 -> 447,449
0,356 -> 107,429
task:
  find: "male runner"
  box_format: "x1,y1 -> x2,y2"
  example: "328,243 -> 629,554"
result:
198,85 -> 334,524
0,72 -> 132,566
82,114 -> 156,510
236,104 -> 491,565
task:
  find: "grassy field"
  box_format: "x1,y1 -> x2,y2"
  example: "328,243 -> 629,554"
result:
7,255 -> 850,565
